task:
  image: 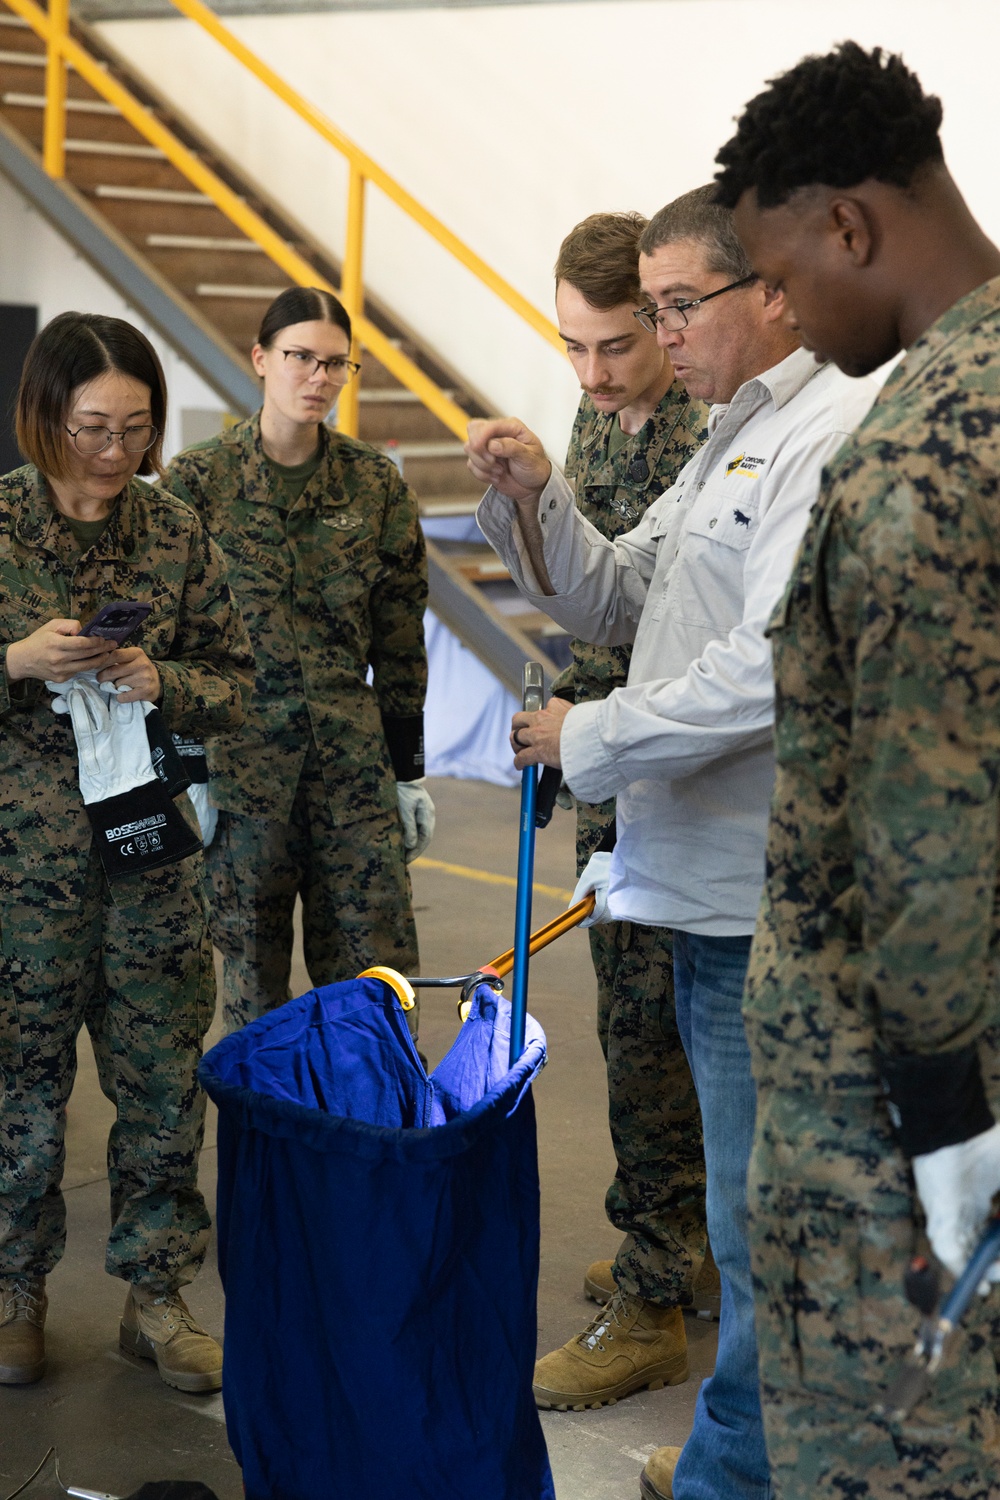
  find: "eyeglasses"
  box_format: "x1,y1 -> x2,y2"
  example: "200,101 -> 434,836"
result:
65,424 -> 158,454
633,274 -> 758,334
279,349 -> 361,381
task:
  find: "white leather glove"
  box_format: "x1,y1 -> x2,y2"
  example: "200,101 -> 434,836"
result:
913,1121 -> 1000,1284
396,778 -> 435,863
47,668 -> 104,715
571,850 -> 613,926
68,679 -> 153,801
186,781 -> 218,847
63,678 -> 200,877
172,736 -> 218,846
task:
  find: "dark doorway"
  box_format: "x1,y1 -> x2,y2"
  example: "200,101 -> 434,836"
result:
0,304 -> 38,475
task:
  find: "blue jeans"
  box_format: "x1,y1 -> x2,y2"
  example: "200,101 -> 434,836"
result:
671,931 -> 771,1500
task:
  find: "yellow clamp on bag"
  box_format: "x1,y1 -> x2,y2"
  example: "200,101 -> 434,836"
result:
358,965 -> 416,1012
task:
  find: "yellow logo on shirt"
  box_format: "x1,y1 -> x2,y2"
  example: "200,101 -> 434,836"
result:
725,453 -> 766,479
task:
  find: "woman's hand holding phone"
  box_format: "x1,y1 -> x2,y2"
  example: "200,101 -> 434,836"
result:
6,619 -> 118,683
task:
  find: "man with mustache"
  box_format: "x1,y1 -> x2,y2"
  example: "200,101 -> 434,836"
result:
533,211 -> 710,1412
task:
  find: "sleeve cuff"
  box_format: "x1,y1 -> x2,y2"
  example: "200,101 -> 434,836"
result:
561,699 -> 626,804
880,1044 -> 995,1157
382,712 -> 425,782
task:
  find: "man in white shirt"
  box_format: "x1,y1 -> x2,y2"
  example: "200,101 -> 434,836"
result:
466,185 -> 879,1500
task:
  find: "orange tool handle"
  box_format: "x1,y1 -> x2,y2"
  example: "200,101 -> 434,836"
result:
485,894 -> 595,979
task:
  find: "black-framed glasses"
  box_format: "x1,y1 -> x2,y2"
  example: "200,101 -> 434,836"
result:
633,274 -> 758,334
279,349 -> 361,381
65,423 -> 158,454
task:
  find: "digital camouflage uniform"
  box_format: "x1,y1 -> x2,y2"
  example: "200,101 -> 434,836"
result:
746,277 -> 1000,1497
0,467 -> 254,1290
164,414 -> 426,1032
553,384 -> 709,1305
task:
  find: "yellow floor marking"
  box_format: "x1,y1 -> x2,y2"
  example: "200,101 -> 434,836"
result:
412,855 -> 573,905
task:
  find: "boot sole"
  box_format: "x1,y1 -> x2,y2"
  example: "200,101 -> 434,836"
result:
119,1322 -> 222,1394
533,1353 -> 689,1411
583,1274 -> 720,1322
0,1356 -> 45,1385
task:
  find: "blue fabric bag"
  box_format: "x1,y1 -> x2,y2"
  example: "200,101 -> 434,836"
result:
199,977 -> 554,1500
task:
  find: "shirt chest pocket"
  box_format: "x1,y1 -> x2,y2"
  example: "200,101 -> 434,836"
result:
221,534 -> 289,604
684,481 -> 761,553
319,543 -> 386,616
0,564 -> 56,637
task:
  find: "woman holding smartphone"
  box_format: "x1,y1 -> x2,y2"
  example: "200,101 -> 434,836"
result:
0,311 -> 254,1392
165,286 -> 432,1034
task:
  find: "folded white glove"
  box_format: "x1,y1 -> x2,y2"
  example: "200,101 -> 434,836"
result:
913,1121 -> 1000,1284
186,781 -> 218,847
62,677 -> 201,877
47,668 -> 106,715
396,778 -> 435,863
571,850 -> 613,926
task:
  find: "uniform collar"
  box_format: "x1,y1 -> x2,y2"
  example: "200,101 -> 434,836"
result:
240,410 -> 349,509
878,275 -> 1000,401
13,465 -> 138,557
578,381 -> 690,455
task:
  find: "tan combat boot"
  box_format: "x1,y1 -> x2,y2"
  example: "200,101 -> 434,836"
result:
640,1446 -> 682,1500
0,1275 -> 47,1384
533,1289 -> 688,1410
120,1286 -> 222,1393
585,1243 -> 722,1320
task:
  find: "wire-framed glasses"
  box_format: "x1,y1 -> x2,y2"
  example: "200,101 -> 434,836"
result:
65,424 -> 159,454
279,349 -> 361,380
633,274 -> 758,333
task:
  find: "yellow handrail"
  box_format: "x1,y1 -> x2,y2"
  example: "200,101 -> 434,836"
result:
164,0 -> 564,359
14,0 -> 474,437
23,0 -> 564,443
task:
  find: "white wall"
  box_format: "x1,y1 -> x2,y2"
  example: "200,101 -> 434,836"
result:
0,173 -> 227,462
95,0 -> 1000,455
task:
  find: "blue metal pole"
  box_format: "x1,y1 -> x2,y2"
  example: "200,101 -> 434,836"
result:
510,662 -> 544,1067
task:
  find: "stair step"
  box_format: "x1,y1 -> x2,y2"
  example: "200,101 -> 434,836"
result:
95,183 -> 212,205
386,441 -> 467,460
2,91 -> 119,115
360,387 -> 455,404
65,138 -> 166,159
0,14 -> 29,24
0,48 -> 47,66
419,496 -> 482,518
196,282 -> 287,299
147,233 -> 259,251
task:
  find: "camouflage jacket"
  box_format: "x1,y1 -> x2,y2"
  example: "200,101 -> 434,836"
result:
0,465 -> 254,906
746,276 -> 1000,1101
164,413 -> 428,824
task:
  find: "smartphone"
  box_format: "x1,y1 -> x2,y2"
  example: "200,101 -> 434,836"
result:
79,601 -> 152,645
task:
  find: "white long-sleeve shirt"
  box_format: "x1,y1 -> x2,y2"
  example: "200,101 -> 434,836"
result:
478,347 -> 880,935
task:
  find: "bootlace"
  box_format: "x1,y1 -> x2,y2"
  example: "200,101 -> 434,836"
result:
141,1292 -> 201,1338
0,1277 -> 44,1323
579,1287 -> 633,1351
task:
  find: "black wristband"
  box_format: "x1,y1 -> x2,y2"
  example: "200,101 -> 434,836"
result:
879,1043 -> 995,1157
551,684 -> 576,705
381,712 -> 424,782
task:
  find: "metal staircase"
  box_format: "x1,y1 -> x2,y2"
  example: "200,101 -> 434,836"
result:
0,3 -> 565,691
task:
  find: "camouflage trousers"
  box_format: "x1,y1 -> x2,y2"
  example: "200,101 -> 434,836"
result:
207,749 -> 419,1034
0,849 -> 215,1289
589,907 -> 708,1307
749,1084 -> 1000,1499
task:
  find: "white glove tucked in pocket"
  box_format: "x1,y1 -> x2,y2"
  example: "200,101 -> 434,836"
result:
571,850 -> 613,926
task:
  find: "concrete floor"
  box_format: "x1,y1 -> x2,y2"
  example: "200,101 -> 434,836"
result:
0,776 -> 716,1500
